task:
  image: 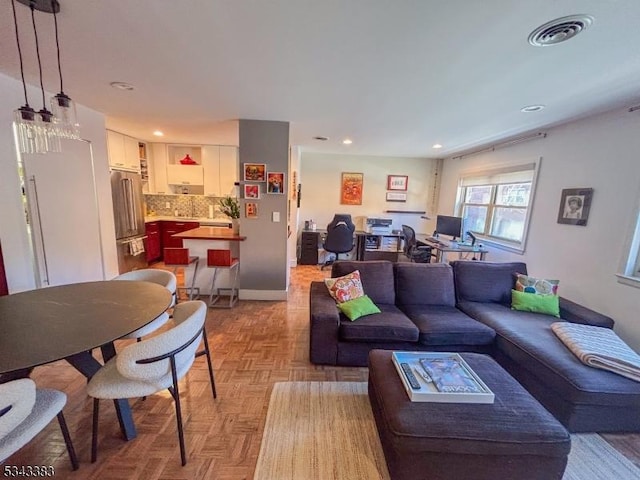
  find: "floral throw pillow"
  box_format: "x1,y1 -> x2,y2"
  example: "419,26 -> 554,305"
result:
515,273 -> 559,296
324,270 -> 365,304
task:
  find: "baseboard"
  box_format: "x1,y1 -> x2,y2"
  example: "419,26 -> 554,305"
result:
290,259 -> 298,267
239,289 -> 288,301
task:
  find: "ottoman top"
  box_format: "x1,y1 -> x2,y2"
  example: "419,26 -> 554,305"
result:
368,350 -> 571,457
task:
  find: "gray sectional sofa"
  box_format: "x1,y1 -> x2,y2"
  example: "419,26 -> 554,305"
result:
309,260 -> 640,432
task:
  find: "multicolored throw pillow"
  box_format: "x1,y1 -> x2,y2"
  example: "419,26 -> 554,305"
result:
324,270 -> 365,303
515,274 -> 559,296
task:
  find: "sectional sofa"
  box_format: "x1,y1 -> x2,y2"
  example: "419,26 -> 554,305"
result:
309,260 -> 640,432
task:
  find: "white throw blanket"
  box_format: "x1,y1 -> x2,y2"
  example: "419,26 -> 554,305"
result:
551,322 -> 640,382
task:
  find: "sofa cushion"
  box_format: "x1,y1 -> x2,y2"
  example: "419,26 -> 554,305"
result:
452,261 -> 527,305
332,261 -> 395,305
394,263 -> 455,307
511,289 -> 560,317
400,304 -> 495,346
458,301 -> 640,406
515,273 -> 559,295
339,304 -> 419,343
324,270 -> 364,303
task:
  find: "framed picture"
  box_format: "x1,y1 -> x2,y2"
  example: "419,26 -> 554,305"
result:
387,175 -> 408,191
557,188 -> 593,226
386,192 -> 407,202
243,184 -> 260,199
243,163 -> 266,182
340,172 -> 363,205
245,202 -> 258,218
267,172 -> 285,194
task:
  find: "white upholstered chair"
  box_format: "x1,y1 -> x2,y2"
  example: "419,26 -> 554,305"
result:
87,300 -> 215,466
0,378 -> 78,470
112,269 -> 177,340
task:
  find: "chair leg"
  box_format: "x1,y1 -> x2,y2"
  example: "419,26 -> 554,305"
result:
198,326 -> 217,399
57,411 -> 79,471
91,398 -> 100,463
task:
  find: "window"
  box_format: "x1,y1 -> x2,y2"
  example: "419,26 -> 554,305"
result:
617,208 -> 640,288
456,161 -> 539,253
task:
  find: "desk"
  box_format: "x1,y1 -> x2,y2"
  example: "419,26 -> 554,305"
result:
356,232 -> 403,262
417,237 -> 489,263
0,281 -> 172,440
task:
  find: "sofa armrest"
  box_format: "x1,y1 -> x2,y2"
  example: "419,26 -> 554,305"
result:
559,297 -> 615,328
309,281 -> 340,365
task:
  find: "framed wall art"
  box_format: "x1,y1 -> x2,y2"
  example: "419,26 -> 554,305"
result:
245,202 -> 258,219
243,163 -> 266,182
386,192 -> 407,202
267,172 -> 285,194
340,172 -> 363,205
243,184 -> 260,199
557,187 -> 593,226
387,175 -> 408,191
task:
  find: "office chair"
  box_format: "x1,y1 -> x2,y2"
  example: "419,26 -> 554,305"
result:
0,378 -> 79,470
322,214 -> 356,270
402,225 -> 432,263
87,300 -> 215,466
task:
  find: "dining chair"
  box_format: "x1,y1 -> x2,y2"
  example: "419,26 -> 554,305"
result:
0,378 -> 78,470
87,300 -> 215,466
112,269 -> 177,340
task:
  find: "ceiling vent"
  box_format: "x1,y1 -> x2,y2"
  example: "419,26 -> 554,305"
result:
528,15 -> 594,46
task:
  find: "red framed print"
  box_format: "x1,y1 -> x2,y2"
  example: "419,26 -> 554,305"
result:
243,184 -> 260,199
387,175 -> 408,191
267,172 -> 285,194
243,163 -> 266,182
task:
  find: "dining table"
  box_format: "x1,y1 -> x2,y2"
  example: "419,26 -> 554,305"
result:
0,280 -> 172,440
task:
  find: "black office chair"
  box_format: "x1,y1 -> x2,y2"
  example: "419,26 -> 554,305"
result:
322,214 -> 356,270
402,225 -> 432,263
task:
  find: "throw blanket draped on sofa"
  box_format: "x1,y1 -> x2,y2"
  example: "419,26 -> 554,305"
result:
551,322 -> 640,382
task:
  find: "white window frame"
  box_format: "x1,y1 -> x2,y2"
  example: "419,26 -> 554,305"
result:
455,158 -> 541,254
617,202 -> 640,288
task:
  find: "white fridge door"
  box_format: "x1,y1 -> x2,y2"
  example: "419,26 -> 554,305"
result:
23,139 -> 104,287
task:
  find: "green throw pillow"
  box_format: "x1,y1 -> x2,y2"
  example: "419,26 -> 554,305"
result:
511,289 -> 560,317
337,295 -> 381,321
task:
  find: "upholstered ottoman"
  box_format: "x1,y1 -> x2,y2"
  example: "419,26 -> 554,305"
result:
368,350 -> 571,480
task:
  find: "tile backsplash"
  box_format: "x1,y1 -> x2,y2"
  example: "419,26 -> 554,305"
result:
145,194 -> 230,218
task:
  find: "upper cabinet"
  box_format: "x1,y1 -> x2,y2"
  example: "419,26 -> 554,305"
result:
202,145 -> 238,196
106,130 -> 141,172
166,145 -> 204,186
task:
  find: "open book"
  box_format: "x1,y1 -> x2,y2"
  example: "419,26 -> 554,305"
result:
419,357 -> 482,393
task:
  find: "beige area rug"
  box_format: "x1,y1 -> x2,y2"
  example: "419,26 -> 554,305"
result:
253,382 -> 640,480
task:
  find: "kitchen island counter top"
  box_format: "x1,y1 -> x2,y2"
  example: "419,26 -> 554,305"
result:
145,215 -> 231,226
172,226 -> 246,241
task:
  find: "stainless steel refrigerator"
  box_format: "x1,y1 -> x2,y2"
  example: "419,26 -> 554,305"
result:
111,170 -> 148,273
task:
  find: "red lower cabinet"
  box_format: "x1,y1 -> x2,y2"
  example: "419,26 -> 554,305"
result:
144,222 -> 161,263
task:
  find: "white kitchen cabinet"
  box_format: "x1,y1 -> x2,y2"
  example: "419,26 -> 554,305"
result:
167,164 -> 204,185
107,130 -> 140,172
151,143 -> 170,194
202,145 -> 238,196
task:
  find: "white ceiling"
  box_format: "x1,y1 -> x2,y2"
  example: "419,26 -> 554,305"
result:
1,1 -> 640,158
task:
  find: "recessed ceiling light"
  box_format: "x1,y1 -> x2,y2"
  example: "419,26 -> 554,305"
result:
153,130 -> 164,137
313,136 -> 329,141
110,81 -> 135,91
521,105 -> 545,113
432,143 -> 443,149
342,138 -> 353,145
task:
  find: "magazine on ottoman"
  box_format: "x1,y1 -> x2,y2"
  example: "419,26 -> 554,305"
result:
391,351 -> 495,403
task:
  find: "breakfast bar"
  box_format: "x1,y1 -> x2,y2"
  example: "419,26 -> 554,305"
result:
172,227 -> 246,305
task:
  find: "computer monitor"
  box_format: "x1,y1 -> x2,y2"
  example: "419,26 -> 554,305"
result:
435,215 -> 463,241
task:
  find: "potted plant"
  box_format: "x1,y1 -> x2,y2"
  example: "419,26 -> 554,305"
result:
219,196 -> 240,234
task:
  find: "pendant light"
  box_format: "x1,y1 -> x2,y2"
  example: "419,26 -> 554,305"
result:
11,0 -> 38,154
49,0 -> 80,139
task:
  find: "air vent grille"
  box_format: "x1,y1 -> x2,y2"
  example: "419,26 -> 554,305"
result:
528,15 -> 594,46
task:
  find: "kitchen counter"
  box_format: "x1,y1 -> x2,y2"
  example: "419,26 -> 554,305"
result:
172,226 -> 246,241
145,215 -> 231,227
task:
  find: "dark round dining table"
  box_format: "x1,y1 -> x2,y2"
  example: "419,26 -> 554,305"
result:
0,280 -> 172,440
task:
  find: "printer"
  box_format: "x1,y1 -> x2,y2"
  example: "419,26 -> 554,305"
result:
365,217 -> 393,234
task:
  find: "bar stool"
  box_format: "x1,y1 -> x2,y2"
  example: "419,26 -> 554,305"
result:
163,247 -> 200,301
206,249 -> 239,308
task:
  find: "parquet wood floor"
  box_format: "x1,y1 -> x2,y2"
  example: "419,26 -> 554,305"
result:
5,265 -> 640,478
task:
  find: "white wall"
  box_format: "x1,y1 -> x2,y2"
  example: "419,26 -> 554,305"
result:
299,153 -> 436,234
439,107 -> 640,350
0,73 -> 118,292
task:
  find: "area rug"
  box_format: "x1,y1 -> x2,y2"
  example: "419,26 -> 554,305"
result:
253,382 -> 640,480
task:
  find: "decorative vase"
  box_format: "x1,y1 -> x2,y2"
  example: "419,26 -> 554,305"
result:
232,218 -> 240,235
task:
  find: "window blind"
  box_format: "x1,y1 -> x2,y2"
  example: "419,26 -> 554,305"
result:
459,163 -> 536,187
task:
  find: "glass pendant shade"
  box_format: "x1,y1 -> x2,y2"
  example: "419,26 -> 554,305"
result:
51,92 -> 80,139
